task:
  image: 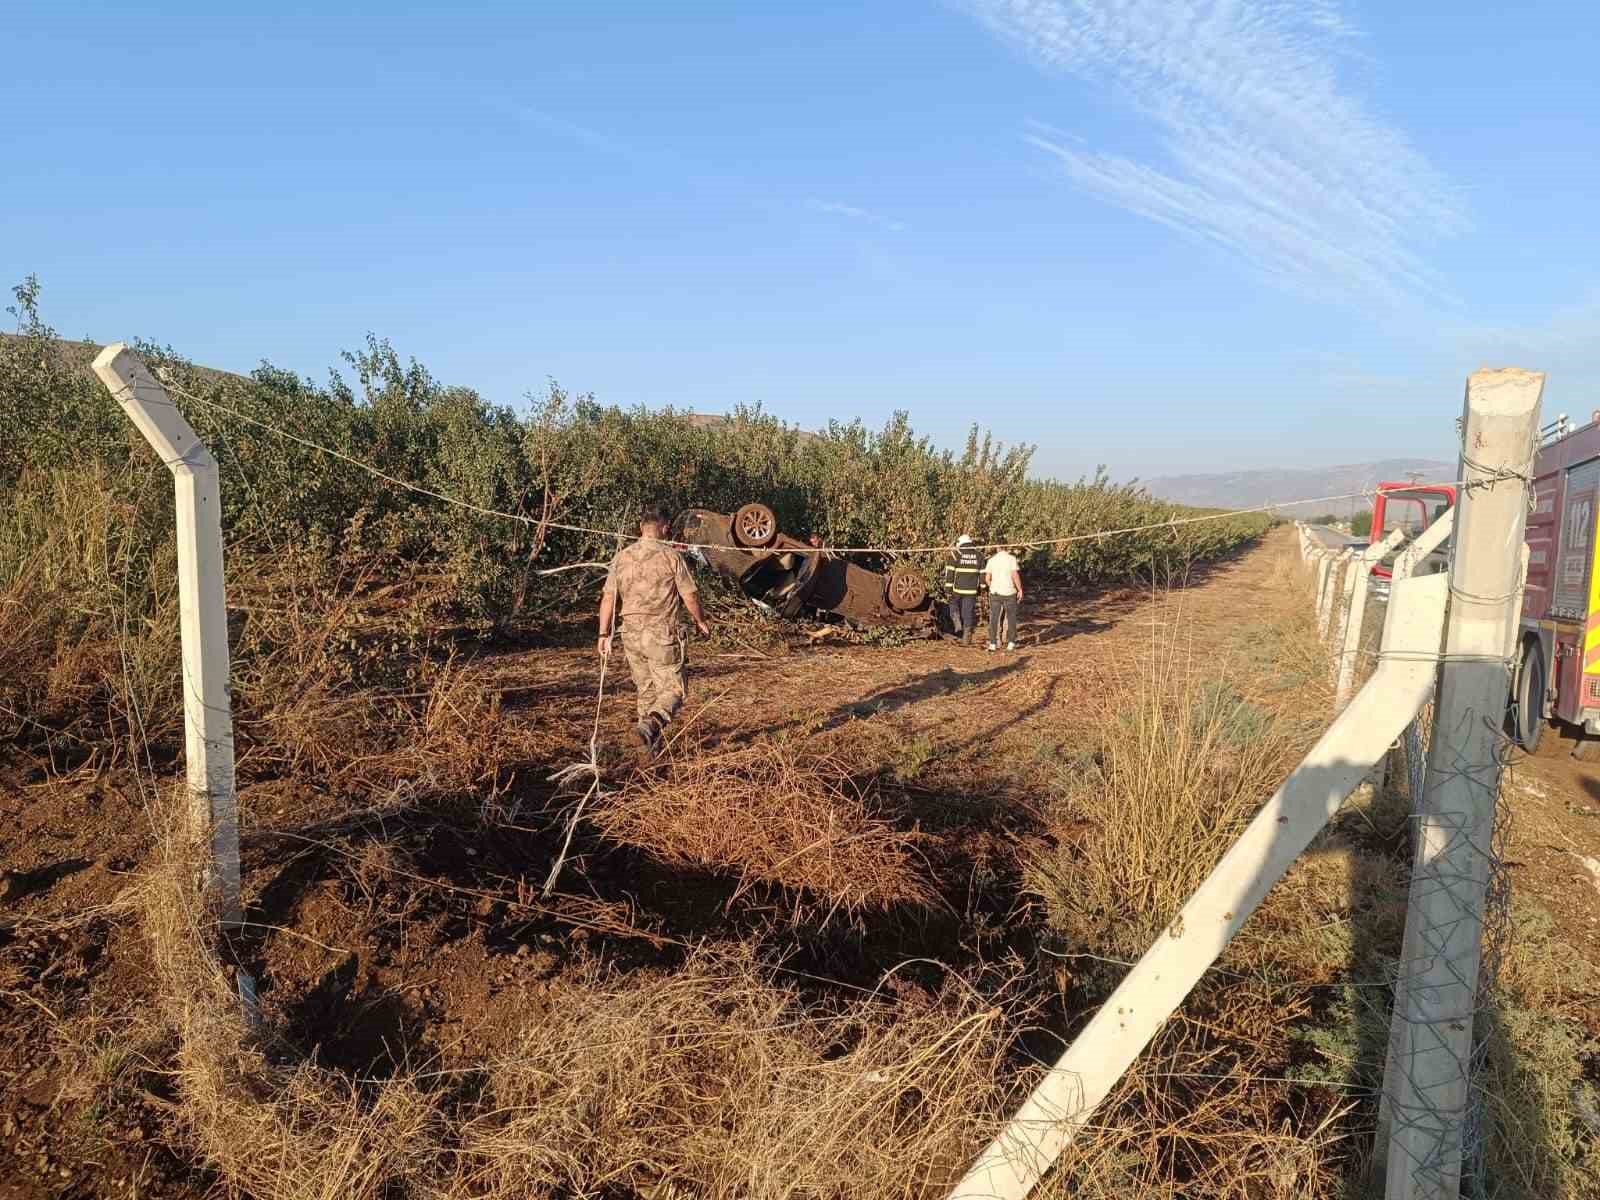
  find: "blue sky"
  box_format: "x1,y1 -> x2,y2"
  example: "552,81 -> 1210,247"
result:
6,1 -> 1599,481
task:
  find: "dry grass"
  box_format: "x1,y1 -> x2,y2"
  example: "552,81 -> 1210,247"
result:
226,546 -> 539,797
1471,904 -> 1600,1200
456,947 -> 1015,1199
136,811 -> 442,1200
1015,558 -> 1362,1196
1040,987 -> 1349,1200
591,738 -> 938,917
134,797 -> 1017,1200
0,469 -> 531,802
1025,638 -> 1313,958
0,465 -> 182,750
47,528 -> 1597,1200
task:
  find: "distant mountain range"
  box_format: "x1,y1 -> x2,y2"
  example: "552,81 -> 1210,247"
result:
1144,459 -> 1457,518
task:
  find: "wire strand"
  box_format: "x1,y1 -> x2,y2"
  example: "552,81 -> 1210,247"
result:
150,375 -> 1491,558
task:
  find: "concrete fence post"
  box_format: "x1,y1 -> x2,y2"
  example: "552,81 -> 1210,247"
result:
1330,551 -> 1355,676
945,569 -> 1449,1200
1368,509 -> 1461,807
1334,529 -> 1409,707
1327,548 -> 1357,656
1392,510 -> 1455,585
1381,368 -> 1542,1200
91,345 -> 242,932
1318,549 -> 1347,640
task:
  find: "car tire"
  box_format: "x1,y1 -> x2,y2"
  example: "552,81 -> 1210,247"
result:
1514,640 -> 1544,752
886,567 -> 927,612
732,502 -> 777,548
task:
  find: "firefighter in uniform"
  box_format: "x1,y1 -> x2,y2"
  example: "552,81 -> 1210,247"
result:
597,504 -> 711,751
943,534 -> 983,645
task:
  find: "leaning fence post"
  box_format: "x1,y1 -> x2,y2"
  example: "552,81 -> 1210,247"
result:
945,568 -> 1449,1200
1381,368 -> 1542,1200
91,345 -> 242,935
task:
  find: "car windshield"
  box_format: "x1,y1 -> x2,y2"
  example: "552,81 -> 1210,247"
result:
1380,489 -> 1451,538
1371,487 -> 1453,577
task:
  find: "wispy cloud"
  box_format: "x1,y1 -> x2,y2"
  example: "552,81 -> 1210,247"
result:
810,200 -> 908,233
500,109 -> 913,244
1465,296 -> 1600,358
1457,295 -> 1600,403
963,0 -> 1467,306
506,105 -> 644,164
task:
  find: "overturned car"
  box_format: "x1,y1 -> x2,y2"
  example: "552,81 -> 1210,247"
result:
674,504 -> 936,631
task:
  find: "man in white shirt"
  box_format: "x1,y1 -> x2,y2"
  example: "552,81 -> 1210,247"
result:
983,546 -> 1023,651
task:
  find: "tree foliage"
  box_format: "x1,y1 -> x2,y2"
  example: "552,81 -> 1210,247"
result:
2,278 -> 1270,633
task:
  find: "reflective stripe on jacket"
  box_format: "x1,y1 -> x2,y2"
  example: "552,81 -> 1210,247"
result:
944,547 -> 983,595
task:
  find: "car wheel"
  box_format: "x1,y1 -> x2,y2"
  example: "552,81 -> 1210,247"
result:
1515,640 -> 1544,752
732,502 -> 777,548
886,567 -> 927,612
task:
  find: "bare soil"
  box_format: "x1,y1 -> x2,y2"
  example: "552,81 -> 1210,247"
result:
1501,728 -> 1600,1026
3,529 -> 1597,1197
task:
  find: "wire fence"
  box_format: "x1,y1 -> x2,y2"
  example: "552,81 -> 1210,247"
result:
153,373 -> 1483,561
13,353 -> 1561,1200
1305,508 -> 1527,1200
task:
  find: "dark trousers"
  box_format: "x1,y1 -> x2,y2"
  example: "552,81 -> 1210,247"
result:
949,594 -> 976,636
988,594 -> 1019,645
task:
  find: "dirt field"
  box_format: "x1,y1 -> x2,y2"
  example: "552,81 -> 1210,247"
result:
3,529 -> 1597,1198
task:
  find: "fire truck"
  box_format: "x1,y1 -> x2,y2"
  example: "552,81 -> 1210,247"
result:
1516,413 -> 1600,750
1364,412 -> 1593,751
1367,482 -> 1455,597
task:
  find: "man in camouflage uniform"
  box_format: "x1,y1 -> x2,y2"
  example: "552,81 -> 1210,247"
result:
597,503 -> 711,752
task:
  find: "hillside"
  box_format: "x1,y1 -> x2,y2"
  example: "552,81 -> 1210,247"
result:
1145,459 -> 1457,518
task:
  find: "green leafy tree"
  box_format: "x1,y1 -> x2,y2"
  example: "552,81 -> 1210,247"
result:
5,275 -> 1273,635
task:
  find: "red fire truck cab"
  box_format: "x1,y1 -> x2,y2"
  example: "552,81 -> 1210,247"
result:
1369,420 -> 1600,749
1368,483 -> 1455,595
1515,416 -> 1600,749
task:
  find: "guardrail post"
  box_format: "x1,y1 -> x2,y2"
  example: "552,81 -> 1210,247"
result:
91,345 -> 245,943
1381,368 -> 1542,1200
945,568 -> 1449,1200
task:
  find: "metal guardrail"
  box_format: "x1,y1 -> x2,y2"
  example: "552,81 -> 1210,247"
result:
1540,413 -> 1571,444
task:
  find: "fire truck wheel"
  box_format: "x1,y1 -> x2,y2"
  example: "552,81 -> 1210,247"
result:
1515,642 -> 1544,752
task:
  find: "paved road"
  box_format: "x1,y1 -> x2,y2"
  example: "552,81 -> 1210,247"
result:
1306,525 -> 1363,552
